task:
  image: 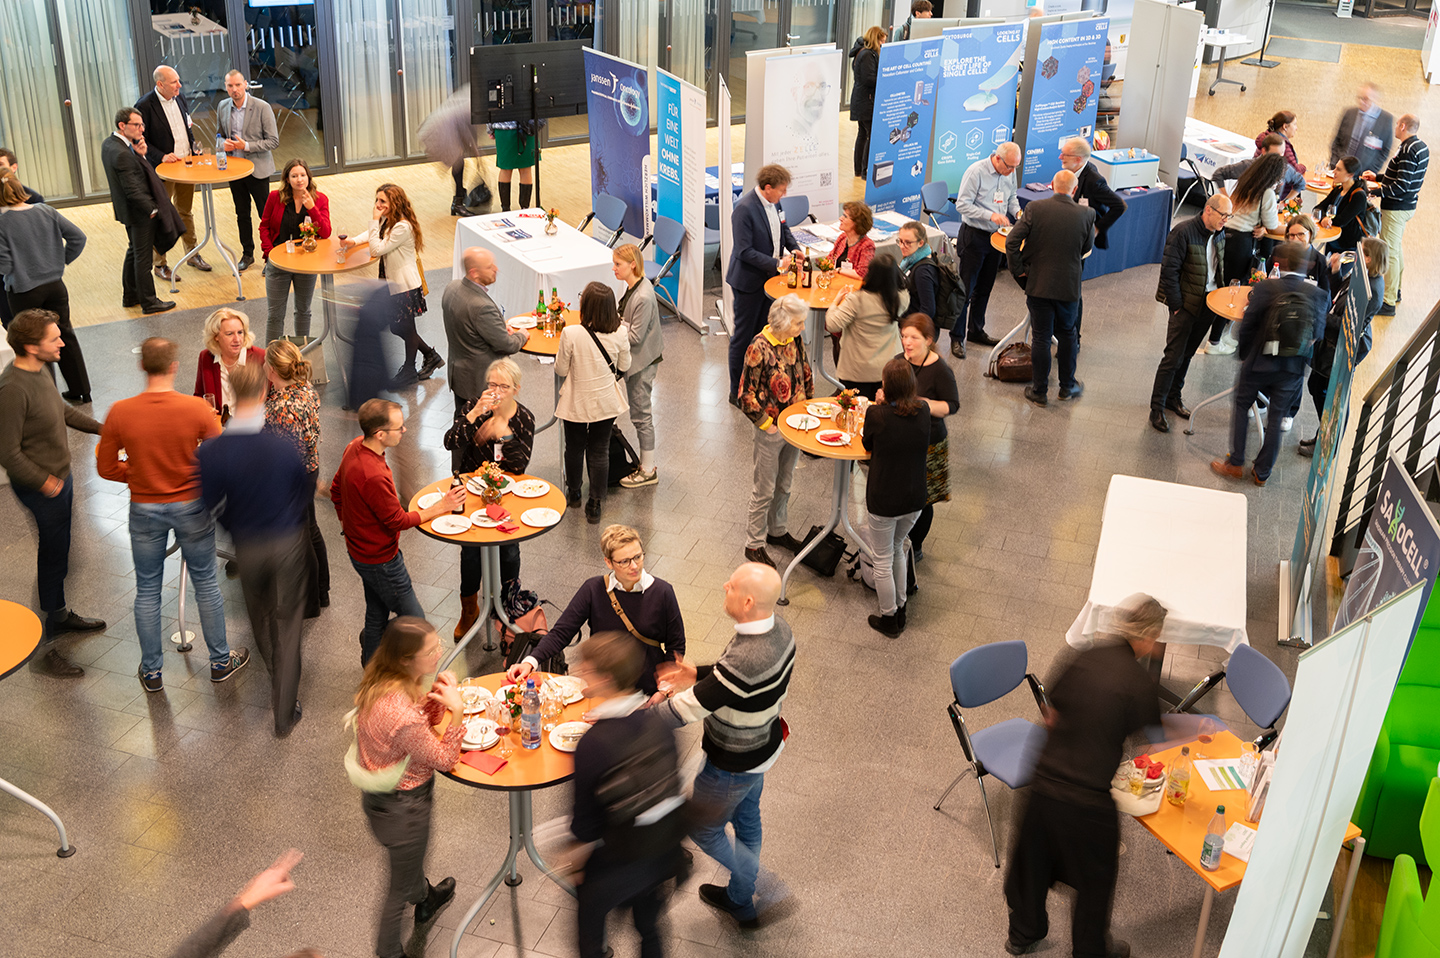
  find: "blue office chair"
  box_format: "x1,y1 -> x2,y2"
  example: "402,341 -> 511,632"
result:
577,192 -> 629,247
934,640 -> 1051,867
1174,144 -> 1213,216
780,195 -> 816,228
1154,643 -> 1292,750
920,180 -> 961,242
703,203 -> 722,270
638,215 -> 688,316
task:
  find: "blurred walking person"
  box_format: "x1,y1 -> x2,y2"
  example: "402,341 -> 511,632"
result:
264,340 -> 329,616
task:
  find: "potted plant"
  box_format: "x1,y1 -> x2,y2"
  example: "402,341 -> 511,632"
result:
298,219 -> 318,253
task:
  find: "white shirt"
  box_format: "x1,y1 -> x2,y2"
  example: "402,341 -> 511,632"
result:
756,189 -> 782,260
606,570 -> 654,594
1205,233 -> 1218,293
734,614 -> 775,635
228,94 -> 249,150
158,91 -> 189,158
213,348 -> 249,411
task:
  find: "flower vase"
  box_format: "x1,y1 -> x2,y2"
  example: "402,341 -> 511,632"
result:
544,220 -> 558,236
838,408 -> 861,434
301,236 -> 317,253
480,485 -> 504,506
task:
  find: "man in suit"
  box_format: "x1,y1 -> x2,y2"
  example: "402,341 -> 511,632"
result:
725,163 -> 800,402
0,149 -> 44,328
1006,169 -> 1096,407
1058,136 -> 1126,349
440,246 -> 526,414
217,70 -> 279,271
101,108 -> 178,315
135,66 -> 211,282
1211,242 -> 1327,487
1329,82 -> 1394,178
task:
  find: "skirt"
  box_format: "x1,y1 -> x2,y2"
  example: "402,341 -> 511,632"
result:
494,128 -> 538,169
925,436 -> 951,506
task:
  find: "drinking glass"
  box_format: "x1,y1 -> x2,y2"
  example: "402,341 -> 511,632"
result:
1195,717 -> 1218,761
541,687 -> 563,731
1239,741 -> 1259,778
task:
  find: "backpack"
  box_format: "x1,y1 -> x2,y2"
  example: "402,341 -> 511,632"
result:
1264,289 -> 1316,358
910,255 -> 967,331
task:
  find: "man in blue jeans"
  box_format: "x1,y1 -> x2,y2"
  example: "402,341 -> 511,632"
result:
656,562 -> 795,927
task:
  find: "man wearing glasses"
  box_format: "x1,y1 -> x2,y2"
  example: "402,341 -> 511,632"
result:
507,524 -> 685,708
101,108 -> 180,314
954,142 -> 1023,359
1149,194 -> 1232,433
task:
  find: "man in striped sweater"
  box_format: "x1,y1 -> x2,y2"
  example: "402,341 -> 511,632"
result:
656,562 -> 794,928
1371,114 -> 1428,316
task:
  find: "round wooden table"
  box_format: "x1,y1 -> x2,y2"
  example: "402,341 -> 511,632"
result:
268,237 -> 374,385
774,399 -> 872,603
1305,173 -> 1333,194
1265,224 -> 1342,244
1187,286 -> 1258,438
440,671 -> 591,958
990,228 -> 1015,254
763,271 -> 862,391
156,156 -> 257,301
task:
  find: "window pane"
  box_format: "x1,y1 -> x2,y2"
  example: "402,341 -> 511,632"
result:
476,0 -> 534,44
728,0 -> 779,118
844,0 -> 885,103
548,1 -> 596,40
58,0 -> 142,195
402,0 -> 457,157
0,1 -> 75,200
148,0 -> 231,148
334,0 -> 400,162
248,5 -> 327,170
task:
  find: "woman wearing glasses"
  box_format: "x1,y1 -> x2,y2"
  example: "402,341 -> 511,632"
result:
1270,215 -> 1331,294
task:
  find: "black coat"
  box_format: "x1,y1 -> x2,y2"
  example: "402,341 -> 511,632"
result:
135,88 -> 197,167
1074,162 -> 1126,250
99,133 -> 183,254
1006,193 -> 1095,302
1156,215 -> 1225,317
850,45 -> 879,123
1330,106 -> 1395,177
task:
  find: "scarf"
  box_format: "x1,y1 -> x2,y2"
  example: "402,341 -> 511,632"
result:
899,243 -> 933,273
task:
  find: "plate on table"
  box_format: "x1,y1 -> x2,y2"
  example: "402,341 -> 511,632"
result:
816,430 -> 853,447
806,402 -> 839,418
463,717 -> 498,750
430,514 -> 473,535
544,675 -> 586,705
521,507 -> 562,528
997,226 -> 1012,237
511,479 -> 551,498
460,686 -> 492,713
549,721 -> 590,753
509,315 -> 538,329
470,509 -> 506,528
496,683 -> 516,701
416,491 -> 444,510
786,413 -> 821,431
466,475 -> 513,497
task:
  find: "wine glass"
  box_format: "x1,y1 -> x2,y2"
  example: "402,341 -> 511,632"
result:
1239,741 -> 1259,781
1195,717 -> 1218,761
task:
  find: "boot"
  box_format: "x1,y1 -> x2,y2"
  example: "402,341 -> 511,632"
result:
455,593 -> 480,640
567,487 -> 582,508
498,181 -> 512,212
868,613 -> 901,637
585,497 -> 602,525
896,604 -> 906,632
414,876 -> 456,924
518,183 -> 533,209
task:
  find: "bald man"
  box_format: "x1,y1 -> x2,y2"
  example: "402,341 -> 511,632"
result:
656,563 -> 795,929
1006,169 -> 1095,405
955,142 -> 1024,358
441,247 -> 525,418
135,65 -> 209,279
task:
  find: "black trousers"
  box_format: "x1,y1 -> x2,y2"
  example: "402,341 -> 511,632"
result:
11,472 -> 73,618
577,862 -> 666,958
729,286 -> 770,398
854,119 -> 872,177
229,175 -> 270,256
303,469 -> 330,615
7,280 -> 90,395
459,542 -> 520,596
911,504 -> 934,552
1213,229 -> 1258,341
122,216 -> 160,305
1149,306 -> 1215,412
958,223 -> 1003,340
563,418 -> 614,502
235,529 -> 308,735
1004,791 -> 1120,958
362,777 -> 435,958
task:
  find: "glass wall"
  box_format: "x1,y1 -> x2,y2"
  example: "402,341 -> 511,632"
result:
148,0 -> 232,146
57,0 -> 141,195
401,0 -> 458,157
333,0 -> 401,163
0,1 -> 74,200
727,0 -> 780,117
844,0 -> 885,102
247,3 -> 327,169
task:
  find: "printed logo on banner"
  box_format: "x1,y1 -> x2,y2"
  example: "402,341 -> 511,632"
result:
864,37 -> 944,217
1021,18 -> 1108,181
583,49 -> 650,238
931,23 -> 1023,196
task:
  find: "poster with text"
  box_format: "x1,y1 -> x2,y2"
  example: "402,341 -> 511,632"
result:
1019,18 -> 1108,181
654,68 -> 706,325
656,71 -> 684,305
583,48 -> 650,238
864,37 -> 942,218
762,48 -> 842,225
932,23 -> 1024,195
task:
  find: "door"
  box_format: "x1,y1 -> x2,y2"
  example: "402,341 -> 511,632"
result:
244,3 -> 330,169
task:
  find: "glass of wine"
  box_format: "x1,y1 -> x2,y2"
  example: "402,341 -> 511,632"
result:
1195,717 -> 1219,761
336,233 -> 349,264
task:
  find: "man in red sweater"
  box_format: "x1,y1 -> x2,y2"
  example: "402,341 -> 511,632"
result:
331,399 -> 462,664
98,337 -> 249,693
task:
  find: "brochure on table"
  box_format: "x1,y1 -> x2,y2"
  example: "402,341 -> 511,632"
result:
864,36 -> 942,218
751,47 -> 842,225
655,68 -> 707,327
931,22 -> 1024,196
1015,16 -> 1108,181
583,48 -> 651,240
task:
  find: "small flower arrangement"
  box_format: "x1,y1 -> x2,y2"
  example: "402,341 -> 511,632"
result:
1279,193 -> 1305,220
815,256 -> 835,272
834,387 -> 860,411
503,682 -> 525,719
547,291 -> 569,316
543,207 -> 560,227
476,460 -> 506,492
298,220 -> 317,240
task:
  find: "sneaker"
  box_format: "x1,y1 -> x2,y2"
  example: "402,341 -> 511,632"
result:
139,666 -> 163,693
210,648 -> 251,683
1197,340 -> 1215,355
1208,339 -> 1237,356
1280,416 -> 1294,432
619,467 -> 658,488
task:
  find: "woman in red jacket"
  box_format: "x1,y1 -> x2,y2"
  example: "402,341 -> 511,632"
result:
260,159 -> 331,345
195,307 -> 266,418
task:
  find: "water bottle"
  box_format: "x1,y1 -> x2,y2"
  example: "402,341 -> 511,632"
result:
1165,746 -> 1193,807
1200,805 -> 1227,871
520,678 -> 541,749
215,136 -> 228,171
1269,262 -> 1280,279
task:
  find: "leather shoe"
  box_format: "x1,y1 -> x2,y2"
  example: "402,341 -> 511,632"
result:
765,532 -> 805,553
48,611 -> 106,637
1251,468 -> 1267,487
698,883 -> 760,929
238,254 -> 255,271
1005,940 -> 1040,956
1165,401 -> 1192,420
1023,386 -> 1047,406
1298,436 -> 1317,458
35,648 -> 84,678
1149,410 -> 1169,433
950,338 -> 966,359
743,546 -> 775,568
414,877 -> 455,924
142,300 -> 177,315
154,265 -> 180,283
967,331 -> 1000,347
189,255 -> 213,272
1210,459 -> 1245,481
1058,380 -> 1084,401
62,391 -> 92,405
122,297 -> 140,308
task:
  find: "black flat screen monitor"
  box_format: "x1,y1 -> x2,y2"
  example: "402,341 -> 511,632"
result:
469,40 -> 588,124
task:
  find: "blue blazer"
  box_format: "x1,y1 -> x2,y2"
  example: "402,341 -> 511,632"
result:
1236,274 -> 1328,377
725,189 -> 798,294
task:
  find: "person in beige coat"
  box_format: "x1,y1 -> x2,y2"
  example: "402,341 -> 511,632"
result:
825,254 -> 905,399
556,282 -> 631,524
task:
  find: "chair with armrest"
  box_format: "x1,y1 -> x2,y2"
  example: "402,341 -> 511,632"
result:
920,181 -> 961,242
1149,643 -> 1292,750
703,203 -> 722,270
577,192 -> 629,247
779,195 -> 815,228
933,640 -> 1051,868
1175,144 -> 1214,216
1374,777 -> 1440,958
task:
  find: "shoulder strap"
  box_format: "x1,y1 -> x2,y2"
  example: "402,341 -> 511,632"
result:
585,327 -> 623,380
608,587 -> 663,649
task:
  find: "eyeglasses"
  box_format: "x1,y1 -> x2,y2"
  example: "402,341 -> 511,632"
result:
896,237 -> 919,248
485,381 -> 514,391
1286,231 -> 1309,239
801,81 -> 832,98
609,552 -> 644,568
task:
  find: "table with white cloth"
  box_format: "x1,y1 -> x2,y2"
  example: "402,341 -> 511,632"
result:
791,211 -> 947,267
1182,118 -> 1258,181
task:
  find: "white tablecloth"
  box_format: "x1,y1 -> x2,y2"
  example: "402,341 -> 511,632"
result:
790,213 -> 948,265
452,210 -> 625,320
1066,475 -> 1249,652
1183,118 -> 1257,181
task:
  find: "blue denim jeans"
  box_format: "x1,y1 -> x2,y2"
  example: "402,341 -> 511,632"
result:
130,498 -> 229,673
350,552 -> 425,665
689,758 -> 766,919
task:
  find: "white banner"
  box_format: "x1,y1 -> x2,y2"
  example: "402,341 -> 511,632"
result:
760,48 -> 842,225
679,76 -> 707,327
718,79 -> 734,336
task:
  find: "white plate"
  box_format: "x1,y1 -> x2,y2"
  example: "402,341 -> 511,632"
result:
544,675 -> 586,705
511,479 -> 551,498
509,315 -> 538,329
549,721 -> 590,753
466,475 -> 513,497
806,402 -> 839,418
463,717 -> 498,749
416,491 -> 443,510
496,684 -> 516,700
815,430 -> 853,447
470,509 -> 506,528
460,686 -> 492,713
430,514 -> 473,535
998,226 -> 1012,236
786,413 -> 821,431
521,507 -> 562,528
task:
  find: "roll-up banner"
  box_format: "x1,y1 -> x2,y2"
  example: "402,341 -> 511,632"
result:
718,79 -> 735,336
760,47 -> 843,224
583,48 -> 651,239
932,22 -> 1025,194
864,37 -> 942,218
1016,17 -> 1108,182
655,68 -> 707,326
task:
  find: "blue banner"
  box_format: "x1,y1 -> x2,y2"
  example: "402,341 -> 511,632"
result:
933,23 -> 1024,195
583,48 -> 650,238
1021,18 -> 1108,182
864,37 -> 942,218
655,71 -> 682,303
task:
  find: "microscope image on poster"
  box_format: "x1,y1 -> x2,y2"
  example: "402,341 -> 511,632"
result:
962,36 -> 1026,113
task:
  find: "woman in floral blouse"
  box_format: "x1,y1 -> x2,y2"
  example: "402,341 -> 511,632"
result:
263,339 -> 328,614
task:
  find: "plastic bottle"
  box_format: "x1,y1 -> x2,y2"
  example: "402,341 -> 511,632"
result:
1200,805 -> 1227,870
215,136 -> 228,171
1269,262 -> 1280,279
520,678 -> 541,749
1165,746 -> 1193,807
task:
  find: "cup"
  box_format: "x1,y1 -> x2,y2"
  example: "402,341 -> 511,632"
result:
285,239 -> 295,254
1128,763 -> 1146,796
183,157 -> 193,167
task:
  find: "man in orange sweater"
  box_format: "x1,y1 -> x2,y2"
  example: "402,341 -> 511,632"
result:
98,337 -> 249,693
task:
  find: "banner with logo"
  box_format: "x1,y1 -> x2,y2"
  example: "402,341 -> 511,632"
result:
761,47 -> 842,224
864,37 -> 943,218
654,68 -> 707,325
931,23 -> 1025,195
1016,17 -> 1109,181
583,48 -> 650,239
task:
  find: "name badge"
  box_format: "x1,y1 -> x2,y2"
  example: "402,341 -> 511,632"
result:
1078,197 -> 1090,207
993,190 -> 1005,205
1364,134 -> 1382,150
494,441 -> 504,460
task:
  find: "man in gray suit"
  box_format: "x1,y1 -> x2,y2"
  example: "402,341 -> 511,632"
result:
1329,82 -> 1394,178
217,70 -> 279,272
441,247 -> 526,417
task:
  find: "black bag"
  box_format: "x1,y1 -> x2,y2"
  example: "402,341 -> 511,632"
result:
465,180 -> 493,208
1265,289 -> 1317,358
500,604 -> 568,676
799,524 -> 848,577
608,425 -> 639,485
911,255 -> 967,331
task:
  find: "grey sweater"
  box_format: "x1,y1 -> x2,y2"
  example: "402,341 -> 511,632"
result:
166,905 -> 250,958
0,363 -> 102,490
0,204 -> 86,294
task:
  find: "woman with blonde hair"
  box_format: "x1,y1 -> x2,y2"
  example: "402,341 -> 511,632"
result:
611,242 -> 662,488
849,27 -> 885,177
195,307 -> 266,416
353,616 -> 463,958
264,339 -> 328,614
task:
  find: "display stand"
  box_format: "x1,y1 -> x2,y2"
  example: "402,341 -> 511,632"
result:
1241,0 -> 1281,68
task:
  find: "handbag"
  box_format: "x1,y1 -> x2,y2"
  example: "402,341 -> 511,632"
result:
799,524 -> 848,577
990,341 -> 1033,382
342,708 -> 410,793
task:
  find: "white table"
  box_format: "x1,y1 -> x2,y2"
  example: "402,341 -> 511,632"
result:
790,213 -> 947,266
1066,475 -> 1249,652
452,210 -> 626,321
1182,118 -> 1257,181
1202,30 -> 1251,96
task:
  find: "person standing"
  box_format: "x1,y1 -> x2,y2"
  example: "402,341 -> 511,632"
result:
264,340 -> 329,617
1215,133 -> 1306,202
0,311 -> 105,677
862,359 -> 930,637
194,308 -> 267,417
901,0 -> 933,39
897,314 -> 958,562
101,107 -> 179,315
725,164 -> 800,401
216,70 -> 279,272
613,243 -> 664,488
954,143 -> 1023,359
1149,195 -> 1231,434
1372,114 -> 1428,316
896,222 -> 943,324
490,121 -> 537,212
97,337 -> 247,693
826,254 -> 903,399
260,158 -> 331,343
1004,593 -> 1167,958
849,28 -> 884,178
1329,82 -> 1394,178
1058,138 -> 1125,349
0,148 -> 45,330
330,399 -> 463,665
441,247 -> 525,420
1006,169 -> 1095,406
655,562 -> 795,929
1203,153 -> 1286,353
135,65 -> 210,281
197,363 -> 311,736
556,282 -> 631,524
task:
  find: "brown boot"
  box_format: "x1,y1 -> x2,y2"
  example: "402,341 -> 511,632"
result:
455,593 -> 480,640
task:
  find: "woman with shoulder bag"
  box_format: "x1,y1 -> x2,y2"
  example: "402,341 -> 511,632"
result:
612,244 -> 663,488
556,282 -> 631,524
826,253 -> 904,399
1314,156 -> 1371,254
862,358 -> 930,637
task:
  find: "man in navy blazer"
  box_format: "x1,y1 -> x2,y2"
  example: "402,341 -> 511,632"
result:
135,66 -> 210,279
725,164 -> 800,401
1211,242 -> 1327,487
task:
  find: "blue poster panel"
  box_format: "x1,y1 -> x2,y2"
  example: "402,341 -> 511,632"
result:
1021,18 -> 1108,182
655,71 -> 683,302
933,23 -> 1024,194
864,37 -> 942,218
583,48 -> 650,238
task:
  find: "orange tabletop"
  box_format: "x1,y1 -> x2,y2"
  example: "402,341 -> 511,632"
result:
776,399 -> 871,461
440,672 -> 595,790
1305,174 -> 1333,193
1265,224 -> 1342,244
1206,285 -> 1252,322
156,156 -> 255,185
0,600 -> 43,680
519,308 -> 581,357
407,472 -> 567,545
991,228 -> 1015,254
763,271 -> 861,309
267,237 -> 374,275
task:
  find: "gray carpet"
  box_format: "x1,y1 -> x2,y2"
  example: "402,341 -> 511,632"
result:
1273,0 -> 1428,49
1261,35 -> 1344,61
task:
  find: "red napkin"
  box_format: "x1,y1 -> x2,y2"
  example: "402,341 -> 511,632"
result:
485,504 -> 508,520
460,751 -> 507,775
496,522 -> 520,533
